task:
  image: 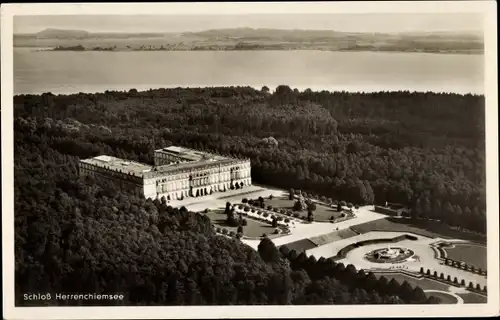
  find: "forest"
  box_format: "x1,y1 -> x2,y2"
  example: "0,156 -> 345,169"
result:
14,86 -> 485,305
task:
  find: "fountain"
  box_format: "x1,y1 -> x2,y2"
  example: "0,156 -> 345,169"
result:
365,246 -> 415,263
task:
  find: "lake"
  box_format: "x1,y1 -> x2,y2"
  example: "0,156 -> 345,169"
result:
14,48 -> 484,95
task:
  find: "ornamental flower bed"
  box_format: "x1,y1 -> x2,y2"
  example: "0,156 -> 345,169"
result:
233,204 -> 301,227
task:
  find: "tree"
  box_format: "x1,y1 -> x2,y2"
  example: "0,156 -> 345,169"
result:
427,296 -> 441,304
258,237 -> 280,263
307,201 -> 316,211
272,218 -> 278,228
293,200 -> 303,211
412,287 -> 426,303
307,209 -> 314,222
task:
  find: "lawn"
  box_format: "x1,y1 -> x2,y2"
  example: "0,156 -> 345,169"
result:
457,292 -> 488,304
444,243 -> 487,270
352,217 -> 486,243
204,208 -> 281,238
374,272 -> 450,291
427,291 -> 458,304
280,239 -> 318,253
374,272 -> 489,304
263,196 -> 343,221
309,229 -> 359,246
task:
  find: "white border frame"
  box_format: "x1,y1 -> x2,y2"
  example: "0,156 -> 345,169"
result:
2,2 -> 498,319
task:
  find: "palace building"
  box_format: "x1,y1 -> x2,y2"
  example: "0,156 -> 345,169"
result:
79,146 -> 252,200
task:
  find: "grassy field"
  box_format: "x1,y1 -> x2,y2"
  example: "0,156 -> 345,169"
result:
280,239 -> 318,253
374,272 -> 486,304
444,244 -> 487,270
457,292 -> 488,304
352,217 -> 486,243
264,196 -> 343,221
374,272 -> 450,291
309,229 -> 359,246
204,209 -> 280,238
427,291 -> 458,304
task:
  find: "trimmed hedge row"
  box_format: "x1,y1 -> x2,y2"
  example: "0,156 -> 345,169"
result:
419,267 -> 487,295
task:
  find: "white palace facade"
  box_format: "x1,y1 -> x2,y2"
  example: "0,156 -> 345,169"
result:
79,146 -> 252,200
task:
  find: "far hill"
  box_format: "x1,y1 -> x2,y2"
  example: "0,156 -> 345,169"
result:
13,27 -> 484,54
34,28 -> 90,39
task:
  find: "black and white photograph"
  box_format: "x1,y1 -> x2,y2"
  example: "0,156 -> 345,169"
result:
1,2 -> 498,319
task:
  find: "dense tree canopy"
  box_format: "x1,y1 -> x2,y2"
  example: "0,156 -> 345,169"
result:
14,86 -> 485,305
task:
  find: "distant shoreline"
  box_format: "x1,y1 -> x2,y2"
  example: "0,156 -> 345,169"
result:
15,46 -> 484,55
13,85 -> 485,97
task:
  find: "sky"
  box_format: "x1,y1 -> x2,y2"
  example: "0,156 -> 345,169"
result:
14,13 -> 484,34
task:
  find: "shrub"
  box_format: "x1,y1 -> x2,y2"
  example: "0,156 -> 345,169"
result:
340,201 -> 347,206
216,227 -> 221,233
426,269 -> 431,276
284,218 -> 290,223
347,202 -> 353,208
277,216 -> 283,222
248,199 -> 254,205
204,208 -> 209,213
272,219 -> 278,228
269,194 -> 274,199
222,228 -> 228,235
419,267 -> 424,274
447,275 -> 451,282
242,198 -> 248,203
476,283 -> 481,290
262,233 -> 268,238
293,213 -> 299,218
229,231 -> 236,237
273,208 -> 278,213
267,205 -> 273,210
460,279 -> 465,286
241,219 -> 247,226
483,285 -> 487,292
439,273 -> 444,279
238,205 -> 243,210
237,225 -> 244,233
260,203 -> 265,208
301,216 -> 307,220
270,215 -> 276,220
244,207 -> 250,212
468,282 -> 474,289
330,216 -> 334,221
274,228 -> 280,234
354,204 -> 359,209
327,198 -> 333,204
263,213 -> 269,218
280,209 -> 286,214
433,271 -> 438,277
340,213 -> 346,218
453,277 -> 458,284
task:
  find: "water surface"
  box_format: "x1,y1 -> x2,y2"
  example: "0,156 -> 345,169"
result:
14,48 -> 484,95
